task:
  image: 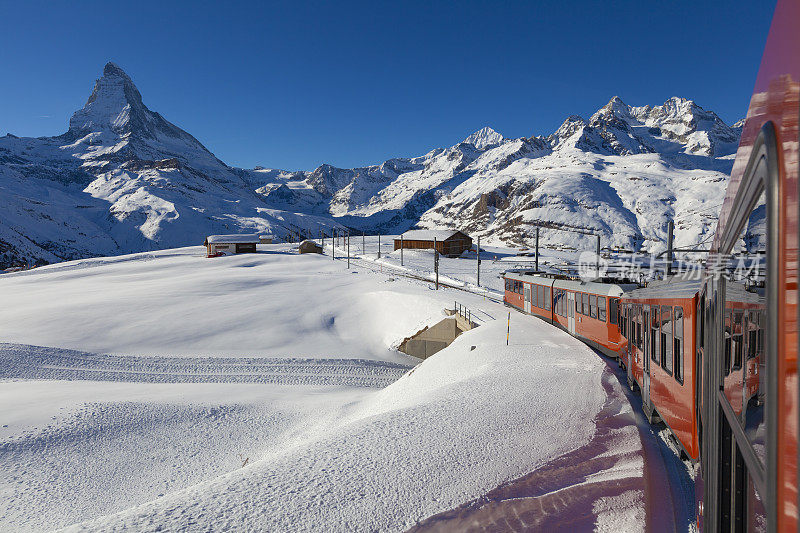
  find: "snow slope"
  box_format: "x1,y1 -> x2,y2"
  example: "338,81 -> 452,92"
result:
0,244 -> 660,531
53,316 -> 609,532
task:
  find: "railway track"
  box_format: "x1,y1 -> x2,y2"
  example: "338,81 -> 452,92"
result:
325,245 -> 505,305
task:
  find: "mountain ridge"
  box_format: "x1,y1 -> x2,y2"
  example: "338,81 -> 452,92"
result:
0,64 -> 739,269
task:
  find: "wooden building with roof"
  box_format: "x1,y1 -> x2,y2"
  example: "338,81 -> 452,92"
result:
394,230 -> 473,257
204,234 -> 260,257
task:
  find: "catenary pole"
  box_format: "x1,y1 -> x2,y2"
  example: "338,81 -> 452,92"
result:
400,234 -> 404,266
476,235 -> 481,287
596,234 -> 601,278
666,219 -> 674,276
347,230 -> 350,268
434,237 -> 439,290
535,226 -> 540,272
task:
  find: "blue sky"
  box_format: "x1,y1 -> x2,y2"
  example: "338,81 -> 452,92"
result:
0,0 -> 775,171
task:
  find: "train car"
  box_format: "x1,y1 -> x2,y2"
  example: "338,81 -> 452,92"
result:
620,276 -> 703,461
698,0 -> 799,529
503,272 -> 631,359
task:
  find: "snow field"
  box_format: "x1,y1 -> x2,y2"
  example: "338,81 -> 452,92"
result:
0,244 -> 454,361
0,244 -> 655,531
59,317 -> 609,532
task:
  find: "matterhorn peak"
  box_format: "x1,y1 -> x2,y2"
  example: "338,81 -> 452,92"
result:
68,62 -> 146,135
463,126 -> 505,150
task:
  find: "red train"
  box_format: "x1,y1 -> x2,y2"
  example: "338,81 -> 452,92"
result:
503,1 -> 798,529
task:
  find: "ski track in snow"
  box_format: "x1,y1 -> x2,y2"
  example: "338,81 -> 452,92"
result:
0,343 -> 412,388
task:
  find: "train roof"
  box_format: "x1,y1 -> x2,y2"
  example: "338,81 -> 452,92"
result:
504,271 -> 635,297
622,275 -> 703,300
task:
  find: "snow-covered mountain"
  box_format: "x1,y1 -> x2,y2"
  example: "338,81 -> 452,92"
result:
0,63 -> 739,268
279,95 -> 739,254
0,63 -> 339,268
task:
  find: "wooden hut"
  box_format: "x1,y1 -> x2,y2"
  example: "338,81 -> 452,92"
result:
204,234 -> 260,257
394,230 -> 473,257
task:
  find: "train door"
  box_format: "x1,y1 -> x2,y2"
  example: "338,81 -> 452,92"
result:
627,304 -> 634,386
524,284 -> 531,314
643,304 -> 652,415
567,292 -> 576,334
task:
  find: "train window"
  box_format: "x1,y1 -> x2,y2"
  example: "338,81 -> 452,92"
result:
723,310 -> 732,375
636,305 -> 643,350
582,293 -> 588,315
662,305 -> 673,375
651,306 -> 659,364
607,298 -> 616,324
732,311 -> 743,371
598,297 -> 606,322
589,294 -> 597,318
537,285 -> 544,308
674,306 -> 683,384
746,312 -> 757,360
545,287 -> 551,311
722,184 -> 767,476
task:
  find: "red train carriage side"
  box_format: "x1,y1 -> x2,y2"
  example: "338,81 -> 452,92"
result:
503,272 -> 630,359
620,277 -> 702,461
699,0 -> 799,529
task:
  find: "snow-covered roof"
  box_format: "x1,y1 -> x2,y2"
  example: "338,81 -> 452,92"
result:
504,272 -> 632,297
205,234 -> 260,244
397,230 -> 469,241
622,276 -> 703,300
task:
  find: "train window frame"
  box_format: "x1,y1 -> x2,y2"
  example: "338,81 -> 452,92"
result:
662,305 -> 673,375
555,289 -> 562,317
746,311 -> 757,360
537,285 -> 544,309
732,310 -> 744,371
636,304 -> 643,350
674,306 -> 683,384
608,297 -> 617,325
724,309 -> 733,375
545,286 -> 551,311
707,122 -> 778,523
589,294 -> 597,319
582,292 -> 589,316
650,305 -> 658,364
598,296 -> 607,322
